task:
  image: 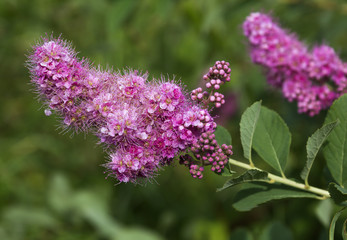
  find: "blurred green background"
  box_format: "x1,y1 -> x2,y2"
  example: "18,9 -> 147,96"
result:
1,0 -> 347,239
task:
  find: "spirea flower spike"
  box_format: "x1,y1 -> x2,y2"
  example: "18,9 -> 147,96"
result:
27,36 -> 232,183
243,12 -> 347,116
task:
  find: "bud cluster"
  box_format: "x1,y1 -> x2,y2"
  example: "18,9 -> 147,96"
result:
190,87 -> 208,101
204,60 -> 231,90
179,131 -> 233,178
189,165 -> 204,179
191,61 -> 231,109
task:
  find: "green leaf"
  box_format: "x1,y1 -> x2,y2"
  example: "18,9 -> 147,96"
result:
240,101 -> 262,164
216,169 -> 268,192
73,191 -> 121,237
217,170 -> 236,177
217,162 -> 236,177
216,164 -> 236,177
328,183 -> 347,205
232,182 -> 317,211
214,125 -> 232,146
301,121 -> 339,185
3,206 -> 58,228
253,106 -> 291,176
48,173 -> 72,213
229,228 -> 254,240
73,191 -> 164,240
315,199 -> 334,228
259,221 -> 293,240
323,94 -> 347,187
329,207 -> 347,240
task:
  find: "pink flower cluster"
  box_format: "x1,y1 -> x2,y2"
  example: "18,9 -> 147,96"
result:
243,12 -> 347,116
27,40 -> 103,129
28,37 -> 218,183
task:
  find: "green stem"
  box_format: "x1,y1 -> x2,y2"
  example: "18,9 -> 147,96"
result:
228,158 -> 330,199
249,158 -> 255,168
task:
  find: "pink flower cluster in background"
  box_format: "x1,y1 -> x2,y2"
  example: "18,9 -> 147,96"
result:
27,37 -> 232,183
243,12 -> 347,116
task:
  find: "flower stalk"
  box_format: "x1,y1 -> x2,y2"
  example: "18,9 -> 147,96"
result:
228,158 -> 330,199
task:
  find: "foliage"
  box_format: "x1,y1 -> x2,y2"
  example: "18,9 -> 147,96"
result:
217,96 -> 347,238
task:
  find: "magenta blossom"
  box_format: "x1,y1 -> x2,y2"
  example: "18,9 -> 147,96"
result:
243,12 -> 347,116
28,36 -> 230,183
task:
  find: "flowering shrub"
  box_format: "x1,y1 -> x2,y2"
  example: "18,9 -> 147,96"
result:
27,12 -> 347,239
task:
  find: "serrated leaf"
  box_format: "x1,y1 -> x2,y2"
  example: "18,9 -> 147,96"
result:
253,106 -> 291,176
240,101 -> 261,161
260,221 -> 293,240
232,182 -> 317,211
315,199 -> 334,228
214,125 -> 232,146
323,94 -> 347,187
301,121 -> 339,185
240,101 -> 262,163
329,207 -> 347,240
328,183 -> 347,205
217,169 -> 268,192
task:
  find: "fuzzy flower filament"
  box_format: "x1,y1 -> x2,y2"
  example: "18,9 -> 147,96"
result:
27,39 -> 109,131
28,36 -> 229,183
